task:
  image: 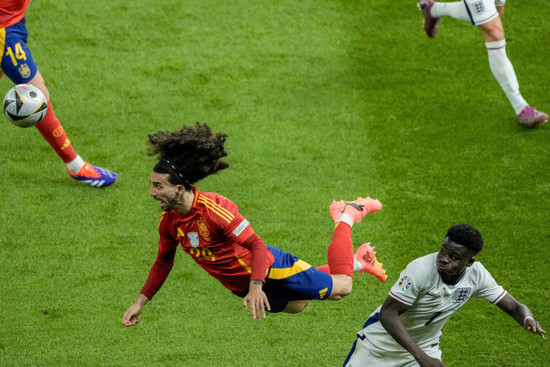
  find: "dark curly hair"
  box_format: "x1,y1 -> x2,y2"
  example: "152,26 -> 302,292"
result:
148,122 -> 229,189
446,224 -> 484,254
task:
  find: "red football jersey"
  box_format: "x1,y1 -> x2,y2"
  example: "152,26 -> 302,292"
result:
141,188 -> 275,299
0,0 -> 31,28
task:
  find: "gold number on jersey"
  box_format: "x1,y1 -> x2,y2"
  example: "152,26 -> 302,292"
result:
5,43 -> 27,66
189,247 -> 216,262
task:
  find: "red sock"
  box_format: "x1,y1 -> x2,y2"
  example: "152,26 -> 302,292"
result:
316,264 -> 330,274
35,102 -> 77,163
326,222 -> 354,277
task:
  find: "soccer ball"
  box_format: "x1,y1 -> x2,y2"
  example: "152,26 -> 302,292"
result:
3,84 -> 48,128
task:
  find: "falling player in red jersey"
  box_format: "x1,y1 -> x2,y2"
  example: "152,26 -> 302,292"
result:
122,122 -> 387,325
0,0 -> 116,187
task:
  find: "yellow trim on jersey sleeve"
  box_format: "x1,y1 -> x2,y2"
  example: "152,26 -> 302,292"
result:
158,212 -> 167,229
192,190 -> 199,206
267,259 -> 312,280
197,195 -> 235,223
236,255 -> 252,274
0,29 -> 5,57
177,227 -> 185,237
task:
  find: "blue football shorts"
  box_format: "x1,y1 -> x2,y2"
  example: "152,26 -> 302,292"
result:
233,245 -> 334,313
1,17 -> 38,84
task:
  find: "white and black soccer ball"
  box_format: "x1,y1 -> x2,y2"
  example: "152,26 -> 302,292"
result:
3,84 -> 48,128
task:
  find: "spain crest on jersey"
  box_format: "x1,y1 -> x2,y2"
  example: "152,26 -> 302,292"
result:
455,287 -> 471,303
197,220 -> 210,239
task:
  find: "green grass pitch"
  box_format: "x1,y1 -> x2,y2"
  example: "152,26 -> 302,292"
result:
0,0 -> 548,366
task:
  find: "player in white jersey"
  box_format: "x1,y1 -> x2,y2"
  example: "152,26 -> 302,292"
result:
417,0 -> 548,128
343,224 -> 546,367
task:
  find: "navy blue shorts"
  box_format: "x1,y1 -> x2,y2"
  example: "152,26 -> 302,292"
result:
1,17 -> 38,83
234,246 -> 334,313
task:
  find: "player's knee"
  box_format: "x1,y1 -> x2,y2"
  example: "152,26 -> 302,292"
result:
29,72 -> 50,100
283,300 -> 310,313
480,19 -> 505,42
490,29 -> 504,41
339,282 -> 353,297
329,278 -> 353,299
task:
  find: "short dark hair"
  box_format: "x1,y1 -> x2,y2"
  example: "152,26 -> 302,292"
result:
445,224 -> 483,254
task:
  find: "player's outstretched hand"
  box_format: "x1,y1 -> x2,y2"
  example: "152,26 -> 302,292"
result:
122,304 -> 143,327
243,280 -> 271,320
524,318 -> 546,340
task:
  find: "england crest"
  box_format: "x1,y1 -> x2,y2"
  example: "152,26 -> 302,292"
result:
455,287 -> 471,303
472,1 -> 485,14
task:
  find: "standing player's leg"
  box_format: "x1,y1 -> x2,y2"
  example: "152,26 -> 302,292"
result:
479,16 -> 547,128
28,71 -> 118,186
418,0 -> 548,128
1,19 -> 117,187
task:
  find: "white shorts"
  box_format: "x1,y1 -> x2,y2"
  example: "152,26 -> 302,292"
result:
463,0 -> 499,25
343,339 -> 442,367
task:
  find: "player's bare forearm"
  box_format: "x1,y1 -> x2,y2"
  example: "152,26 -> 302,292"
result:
380,298 -> 446,366
134,293 -> 149,307
380,312 -> 439,365
496,293 -> 546,339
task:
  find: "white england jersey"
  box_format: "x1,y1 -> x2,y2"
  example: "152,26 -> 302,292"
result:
356,253 -> 506,354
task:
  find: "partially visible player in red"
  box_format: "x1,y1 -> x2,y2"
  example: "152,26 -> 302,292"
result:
122,122 -> 387,325
0,0 -> 116,187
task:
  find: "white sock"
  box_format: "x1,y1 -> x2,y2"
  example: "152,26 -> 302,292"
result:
66,155 -> 85,174
486,40 -> 528,115
431,1 -> 470,22
353,259 -> 363,272
338,214 -> 354,228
